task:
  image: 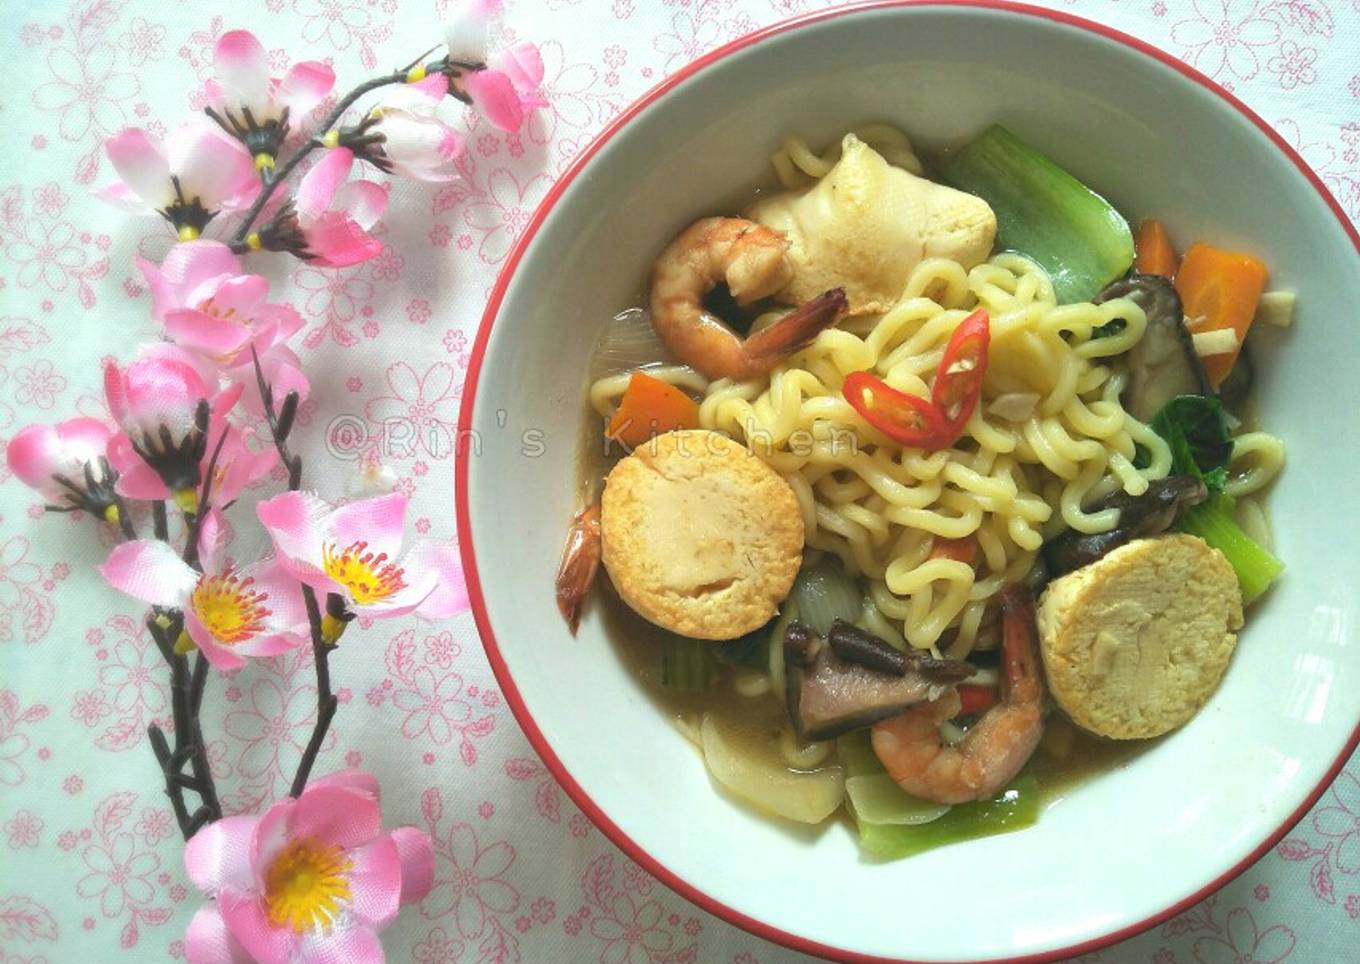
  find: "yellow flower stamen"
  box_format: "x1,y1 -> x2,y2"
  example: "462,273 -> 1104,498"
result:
102,504 -> 121,526
172,487 -> 199,515
320,613 -> 347,646
190,567 -> 271,645
254,152 -> 276,172
321,129 -> 340,149
173,630 -> 196,655
263,837 -> 352,933
178,225 -> 201,242
405,64 -> 427,84
322,540 -> 407,605
246,232 -> 263,252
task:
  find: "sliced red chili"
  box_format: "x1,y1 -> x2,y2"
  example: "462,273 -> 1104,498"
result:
841,309 -> 991,453
931,308 -> 991,436
842,371 -> 949,449
957,683 -> 997,716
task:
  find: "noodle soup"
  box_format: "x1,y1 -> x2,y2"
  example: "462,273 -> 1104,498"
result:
557,124 -> 1285,857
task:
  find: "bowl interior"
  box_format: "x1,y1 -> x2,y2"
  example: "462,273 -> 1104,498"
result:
461,5 -> 1360,961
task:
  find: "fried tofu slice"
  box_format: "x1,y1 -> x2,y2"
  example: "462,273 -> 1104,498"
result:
1037,534 -> 1243,740
601,430 -> 804,640
748,134 -> 996,316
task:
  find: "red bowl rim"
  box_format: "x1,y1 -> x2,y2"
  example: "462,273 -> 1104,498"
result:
454,2 -> 1360,961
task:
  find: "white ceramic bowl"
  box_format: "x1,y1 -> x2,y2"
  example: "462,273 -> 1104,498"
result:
456,3 -> 1360,961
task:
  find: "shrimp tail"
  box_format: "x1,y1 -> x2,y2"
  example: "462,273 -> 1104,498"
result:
999,584 -> 1043,704
555,503 -> 602,634
743,288 -> 848,363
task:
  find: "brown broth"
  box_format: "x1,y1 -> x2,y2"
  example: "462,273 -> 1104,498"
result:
592,547 -> 1153,812
576,303 -> 1163,820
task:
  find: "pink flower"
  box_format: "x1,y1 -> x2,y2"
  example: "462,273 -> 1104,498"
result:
31,43 -> 138,142
413,927 -> 464,964
4,808 -> 42,848
183,769 -> 434,964
70,689 -> 112,726
207,31 -> 335,156
272,148 -> 386,267
138,240 -> 309,408
1170,0 -> 1280,81
99,510 -> 308,670
135,807 -> 175,846
6,417 -> 116,505
1312,772 -> 1360,873
77,832 -> 160,917
108,394 -> 275,506
99,124 -> 256,238
420,823 -> 518,938
443,0 -> 498,63
442,1 -> 544,133
589,894 -> 674,964
256,491 -> 466,624
460,47 -> 545,134
365,76 -> 464,182
104,345 -> 251,503
392,667 -> 472,745
1191,907 -> 1294,964
1267,41 -> 1317,91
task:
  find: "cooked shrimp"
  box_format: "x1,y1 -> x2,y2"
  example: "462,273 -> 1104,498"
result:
650,216 -> 847,381
871,585 -> 1044,804
555,502 -> 601,634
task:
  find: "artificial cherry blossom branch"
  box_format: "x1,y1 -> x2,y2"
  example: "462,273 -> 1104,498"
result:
9,3 -> 530,956
249,347 -> 335,799
147,613 -> 222,839
224,53 -> 491,255
145,420 -> 237,839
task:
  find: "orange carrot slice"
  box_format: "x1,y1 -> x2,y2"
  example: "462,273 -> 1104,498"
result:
1175,243 -> 1269,387
606,372 -> 700,447
1135,219 -> 1178,278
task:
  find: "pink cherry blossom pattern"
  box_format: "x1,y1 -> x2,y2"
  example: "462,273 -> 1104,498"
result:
1311,772 -> 1360,874
89,615 -> 170,753
383,628 -> 492,762
32,43 -> 139,143
462,168 -> 549,264
1170,0 -> 1281,82
364,362 -> 463,459
4,808 -> 44,849
413,925 -> 465,963
1267,41 -> 1318,90
1191,907 -> 1295,964
119,17 -> 167,68
71,791 -> 174,949
0,537 -> 55,645
420,812 -> 520,945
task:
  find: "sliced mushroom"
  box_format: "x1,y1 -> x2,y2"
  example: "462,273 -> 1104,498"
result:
1043,475 -> 1208,576
827,620 -> 908,674
784,621 -> 974,742
1095,275 -> 1212,422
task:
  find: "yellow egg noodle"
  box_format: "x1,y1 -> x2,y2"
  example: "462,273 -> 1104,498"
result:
770,125 -> 924,188
590,131 -> 1285,663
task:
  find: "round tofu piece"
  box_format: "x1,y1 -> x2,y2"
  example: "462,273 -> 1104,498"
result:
601,429 -> 804,640
1037,534 -> 1243,740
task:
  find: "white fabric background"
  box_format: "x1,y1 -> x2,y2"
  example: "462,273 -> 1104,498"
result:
1,1 -> 1358,962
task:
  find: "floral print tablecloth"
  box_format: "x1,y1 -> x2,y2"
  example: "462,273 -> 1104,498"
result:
2,1 -> 1358,962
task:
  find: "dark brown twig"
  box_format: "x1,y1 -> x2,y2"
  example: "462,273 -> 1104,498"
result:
250,348 -> 335,798
291,586 -> 336,798
145,615 -> 221,838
